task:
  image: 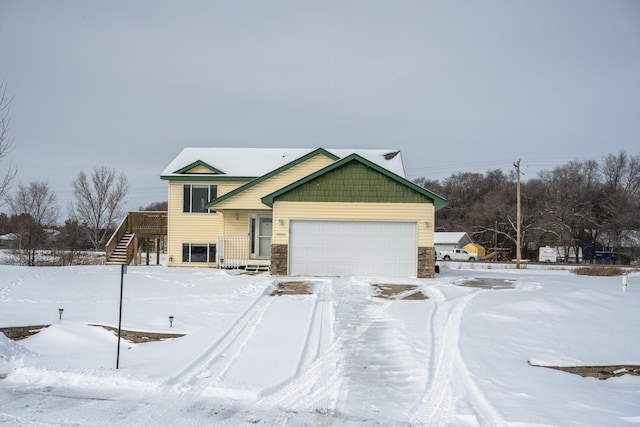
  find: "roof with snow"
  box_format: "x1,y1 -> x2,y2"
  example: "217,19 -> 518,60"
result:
434,232 -> 472,245
160,147 -> 406,179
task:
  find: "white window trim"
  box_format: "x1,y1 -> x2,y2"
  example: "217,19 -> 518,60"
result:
182,243 -> 217,263
182,184 -> 218,214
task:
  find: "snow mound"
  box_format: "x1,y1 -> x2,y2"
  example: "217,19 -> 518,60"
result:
0,332 -> 37,372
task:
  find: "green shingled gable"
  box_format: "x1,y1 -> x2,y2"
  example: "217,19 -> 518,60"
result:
275,161 -> 431,204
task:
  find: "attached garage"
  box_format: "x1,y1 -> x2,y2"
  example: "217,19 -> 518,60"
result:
262,154 -> 447,278
289,220 -> 417,277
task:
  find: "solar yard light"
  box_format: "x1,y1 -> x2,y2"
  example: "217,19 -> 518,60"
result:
58,308 -> 64,320
169,316 -> 174,328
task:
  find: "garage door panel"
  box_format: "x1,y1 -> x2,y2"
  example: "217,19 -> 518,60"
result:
289,220 -> 417,277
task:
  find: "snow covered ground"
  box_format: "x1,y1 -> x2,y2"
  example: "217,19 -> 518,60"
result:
0,261 -> 639,426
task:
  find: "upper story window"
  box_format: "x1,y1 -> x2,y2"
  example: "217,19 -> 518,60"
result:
183,184 -> 217,213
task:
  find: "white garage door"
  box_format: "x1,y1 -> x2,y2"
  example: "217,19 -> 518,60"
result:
289,221 -> 417,277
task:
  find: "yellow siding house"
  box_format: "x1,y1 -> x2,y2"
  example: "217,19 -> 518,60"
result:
160,148 -> 447,278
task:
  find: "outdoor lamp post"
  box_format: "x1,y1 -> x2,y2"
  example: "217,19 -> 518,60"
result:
169,316 -> 174,328
58,308 -> 64,320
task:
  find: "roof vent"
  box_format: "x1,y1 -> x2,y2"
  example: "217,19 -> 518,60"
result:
384,151 -> 400,160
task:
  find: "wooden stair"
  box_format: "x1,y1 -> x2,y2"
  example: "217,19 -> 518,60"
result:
106,233 -> 134,265
105,212 -> 167,266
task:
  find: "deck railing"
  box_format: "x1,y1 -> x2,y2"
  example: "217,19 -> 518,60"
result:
217,236 -> 249,268
127,211 -> 168,235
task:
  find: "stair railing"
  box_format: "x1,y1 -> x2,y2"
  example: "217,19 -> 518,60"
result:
105,215 -> 129,263
124,233 -> 136,265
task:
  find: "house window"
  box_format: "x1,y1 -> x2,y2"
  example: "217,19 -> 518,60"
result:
183,184 -> 217,213
182,243 -> 216,263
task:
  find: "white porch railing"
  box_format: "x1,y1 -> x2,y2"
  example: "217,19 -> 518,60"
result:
217,236 -> 249,269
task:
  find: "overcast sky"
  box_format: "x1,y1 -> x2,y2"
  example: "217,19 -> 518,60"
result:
1,1 -> 639,216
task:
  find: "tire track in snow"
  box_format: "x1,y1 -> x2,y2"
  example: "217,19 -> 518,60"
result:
285,279 -> 333,376
257,279 -> 341,427
169,288 -> 277,395
205,278 -> 339,427
242,283 -> 425,422
454,348 -> 507,427
411,287 -> 477,426
293,279 -> 339,415
410,285 -> 506,427
114,279 -> 278,426
250,279 -> 339,413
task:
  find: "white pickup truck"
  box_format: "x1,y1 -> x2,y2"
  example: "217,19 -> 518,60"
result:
437,248 -> 478,261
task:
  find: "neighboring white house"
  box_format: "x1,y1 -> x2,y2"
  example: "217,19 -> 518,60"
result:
0,233 -> 17,247
434,232 -> 473,253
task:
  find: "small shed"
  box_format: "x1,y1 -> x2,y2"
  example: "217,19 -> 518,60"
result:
464,242 -> 486,259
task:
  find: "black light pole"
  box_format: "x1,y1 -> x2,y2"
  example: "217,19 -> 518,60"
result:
58,308 -> 64,320
116,263 -> 126,369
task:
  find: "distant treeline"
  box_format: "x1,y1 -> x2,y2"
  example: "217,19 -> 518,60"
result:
414,150 -> 640,263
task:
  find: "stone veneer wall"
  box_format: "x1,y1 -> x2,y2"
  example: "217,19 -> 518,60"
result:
271,244 -> 288,275
418,246 -> 436,278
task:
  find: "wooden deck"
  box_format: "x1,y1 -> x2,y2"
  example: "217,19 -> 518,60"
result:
105,211 -> 167,265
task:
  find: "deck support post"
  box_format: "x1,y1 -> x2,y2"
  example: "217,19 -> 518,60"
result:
133,236 -> 139,266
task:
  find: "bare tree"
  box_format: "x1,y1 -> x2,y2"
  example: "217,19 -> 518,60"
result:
70,166 -> 129,250
600,150 -> 640,259
537,160 -> 602,262
8,181 -> 59,266
0,81 -> 17,205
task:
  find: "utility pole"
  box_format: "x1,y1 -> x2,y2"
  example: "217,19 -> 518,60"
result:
514,159 -> 521,269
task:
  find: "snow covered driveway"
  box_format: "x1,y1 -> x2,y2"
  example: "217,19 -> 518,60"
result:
1,265 -> 639,426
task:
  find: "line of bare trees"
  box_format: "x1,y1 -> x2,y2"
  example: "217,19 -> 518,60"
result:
1,168 -> 131,266
416,151 -> 640,263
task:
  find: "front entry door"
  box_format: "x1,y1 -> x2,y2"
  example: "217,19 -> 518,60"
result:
250,214 -> 272,259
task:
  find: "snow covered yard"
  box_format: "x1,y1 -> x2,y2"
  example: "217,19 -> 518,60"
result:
0,263 -> 639,426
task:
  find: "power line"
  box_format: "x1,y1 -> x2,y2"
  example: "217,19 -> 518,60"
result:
405,154 -> 615,180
